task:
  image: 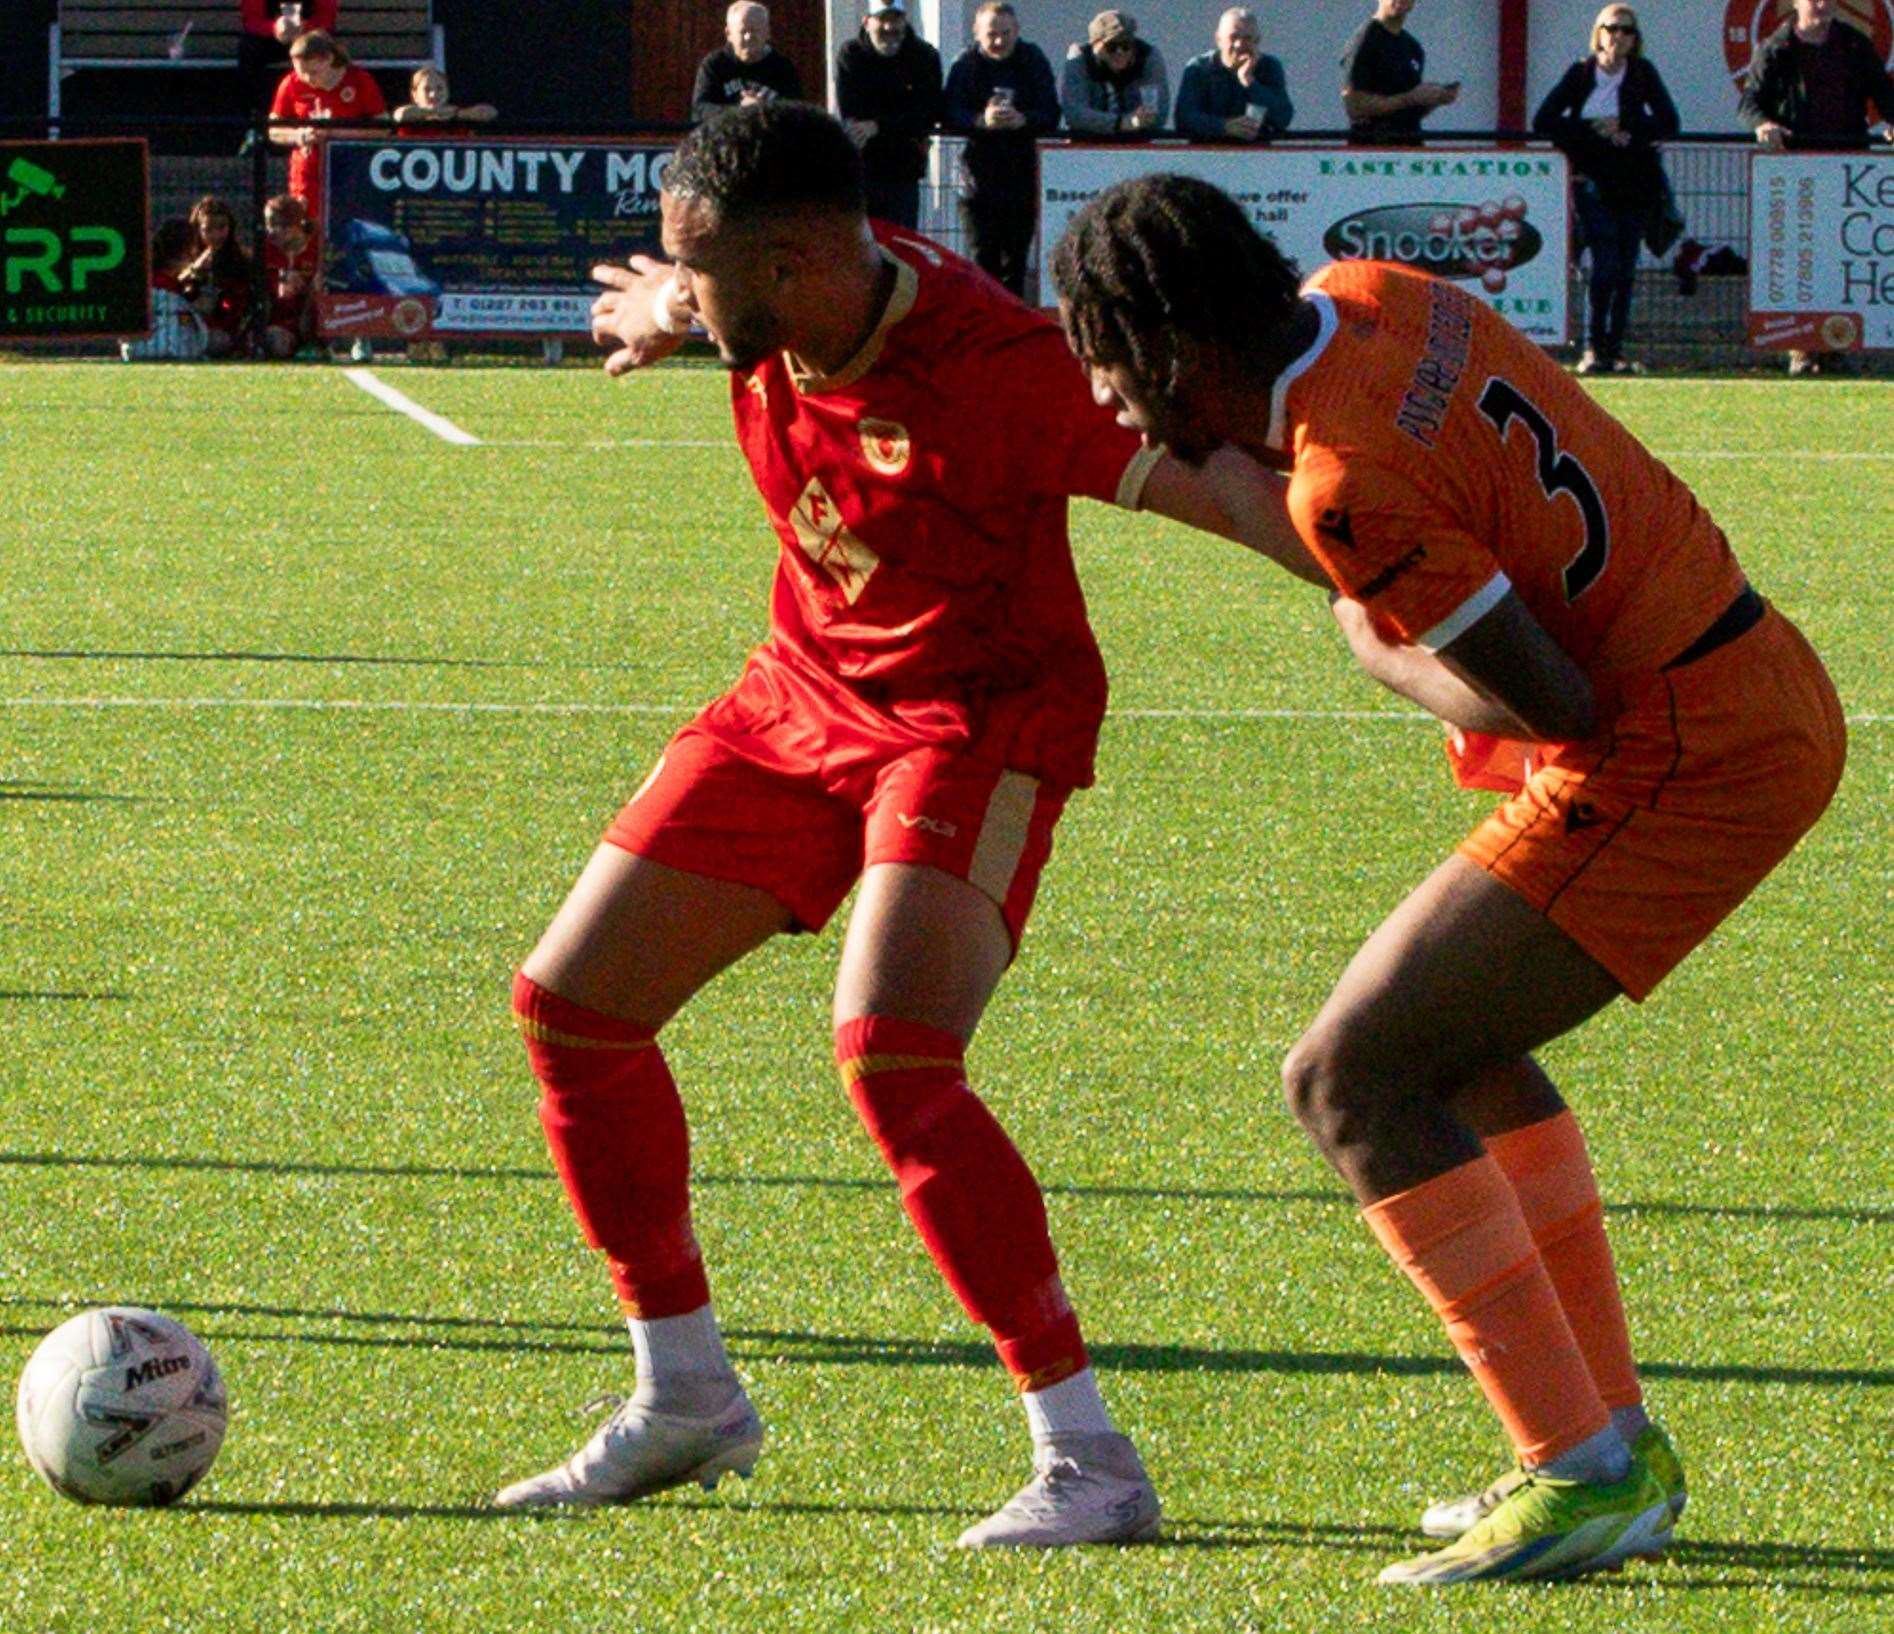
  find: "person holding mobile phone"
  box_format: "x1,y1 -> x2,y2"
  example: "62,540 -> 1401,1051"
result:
1340,0 -> 1459,146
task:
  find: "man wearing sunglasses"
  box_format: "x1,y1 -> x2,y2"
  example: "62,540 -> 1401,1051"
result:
1061,10 -> 1170,137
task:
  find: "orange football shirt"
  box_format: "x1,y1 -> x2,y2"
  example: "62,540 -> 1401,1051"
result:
1276,261 -> 1746,691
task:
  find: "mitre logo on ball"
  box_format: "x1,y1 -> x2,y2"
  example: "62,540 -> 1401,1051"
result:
1723,0 -> 1894,82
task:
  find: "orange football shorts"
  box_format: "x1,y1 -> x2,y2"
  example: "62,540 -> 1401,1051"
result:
1459,601 -> 1845,1001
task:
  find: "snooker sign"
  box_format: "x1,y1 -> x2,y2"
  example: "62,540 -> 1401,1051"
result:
0,139 -> 149,341
1037,144 -> 1571,343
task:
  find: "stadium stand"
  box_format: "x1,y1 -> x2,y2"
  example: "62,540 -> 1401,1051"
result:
49,0 -> 441,117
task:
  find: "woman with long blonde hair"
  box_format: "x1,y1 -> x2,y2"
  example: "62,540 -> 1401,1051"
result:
1533,5 -> 1680,373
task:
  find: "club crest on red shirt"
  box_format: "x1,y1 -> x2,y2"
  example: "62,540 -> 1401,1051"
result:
860,418 -> 911,476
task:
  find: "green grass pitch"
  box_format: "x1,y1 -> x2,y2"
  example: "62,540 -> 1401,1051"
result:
0,360 -> 1889,1632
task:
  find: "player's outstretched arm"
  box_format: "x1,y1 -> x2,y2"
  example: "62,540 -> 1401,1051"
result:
1138,448 -> 1331,588
590,256 -> 690,376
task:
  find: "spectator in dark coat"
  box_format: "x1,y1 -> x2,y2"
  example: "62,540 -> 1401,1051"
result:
1340,0 -> 1457,145
1175,8 -> 1293,142
1061,11 -> 1170,137
1740,0 -> 1894,372
1740,0 -> 1894,148
836,0 -> 945,229
1535,4 -> 1680,375
693,4 -> 804,125
943,1 -> 1059,297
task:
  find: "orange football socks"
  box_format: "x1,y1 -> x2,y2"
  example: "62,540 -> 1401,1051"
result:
1363,1152 -> 1612,1466
1486,1110 -> 1643,1412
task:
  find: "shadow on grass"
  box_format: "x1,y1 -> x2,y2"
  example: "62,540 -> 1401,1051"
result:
0,992 -> 132,1002
0,789 -> 142,803
182,1498 -> 577,1520
1,1149 -> 1888,1227
4,1301 -> 1890,1390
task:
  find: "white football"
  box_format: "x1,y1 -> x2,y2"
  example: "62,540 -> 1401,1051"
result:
16,1307 -> 227,1507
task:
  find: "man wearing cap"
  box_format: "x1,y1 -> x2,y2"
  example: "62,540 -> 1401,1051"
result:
1175,7 -> 1294,142
692,3 -> 804,125
836,0 -> 945,229
1062,11 -> 1170,137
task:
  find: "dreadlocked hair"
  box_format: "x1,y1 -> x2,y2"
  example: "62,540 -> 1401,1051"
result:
665,102 -> 865,226
1053,173 -> 1301,391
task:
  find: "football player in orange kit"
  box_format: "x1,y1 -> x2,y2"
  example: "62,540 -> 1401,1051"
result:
1053,173 -> 1846,1585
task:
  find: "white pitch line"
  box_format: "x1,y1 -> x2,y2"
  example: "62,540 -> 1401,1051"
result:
343,368 -> 482,446
1654,450 -> 1894,461
484,437 -> 727,450
2,696 -> 1888,725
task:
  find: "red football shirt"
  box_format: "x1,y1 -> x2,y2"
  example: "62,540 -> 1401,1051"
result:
264,233 -> 320,320
272,66 -> 387,222
729,226 -> 1156,790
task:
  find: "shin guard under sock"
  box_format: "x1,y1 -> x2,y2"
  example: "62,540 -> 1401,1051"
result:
514,971 -> 710,1319
836,1014 -> 1087,1390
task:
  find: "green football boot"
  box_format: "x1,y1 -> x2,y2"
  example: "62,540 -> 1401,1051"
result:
1381,1457 -> 1670,1585
1420,1422 -> 1686,1543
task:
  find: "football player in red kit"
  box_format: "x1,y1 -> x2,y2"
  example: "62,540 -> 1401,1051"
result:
494,102 -> 1266,1545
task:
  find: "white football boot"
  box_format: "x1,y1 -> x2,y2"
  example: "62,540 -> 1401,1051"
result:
493,1384 -> 763,1509
956,1431 -> 1161,1548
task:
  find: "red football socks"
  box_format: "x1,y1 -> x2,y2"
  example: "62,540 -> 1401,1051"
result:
836,1014 -> 1088,1391
513,972 -> 710,1319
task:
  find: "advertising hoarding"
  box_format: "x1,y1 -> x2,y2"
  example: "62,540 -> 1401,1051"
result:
1037,145 -> 1571,342
0,139 -> 149,341
1748,151 -> 1894,352
317,137 -> 671,341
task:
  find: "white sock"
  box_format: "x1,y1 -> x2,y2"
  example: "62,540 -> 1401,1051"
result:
1612,1403 -> 1652,1446
627,1305 -> 734,1389
1021,1367 -> 1113,1441
1535,1423 -> 1632,1485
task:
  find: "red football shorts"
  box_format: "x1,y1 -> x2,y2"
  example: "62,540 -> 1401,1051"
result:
1459,605 -> 1845,1001
603,663 -> 1069,949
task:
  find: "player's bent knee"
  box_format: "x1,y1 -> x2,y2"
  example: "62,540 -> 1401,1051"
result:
1282,1027 -> 1399,1154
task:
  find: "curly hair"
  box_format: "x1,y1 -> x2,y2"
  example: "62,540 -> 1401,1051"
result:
1052,172 -> 1301,393
665,102 -> 864,226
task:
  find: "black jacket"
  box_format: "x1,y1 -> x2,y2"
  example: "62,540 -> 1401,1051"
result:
690,47 -> 803,125
1738,20 -> 1894,141
835,29 -> 945,184
1533,55 -> 1679,209
943,42 -> 1059,197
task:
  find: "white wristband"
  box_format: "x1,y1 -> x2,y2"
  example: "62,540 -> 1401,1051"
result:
650,273 -> 687,336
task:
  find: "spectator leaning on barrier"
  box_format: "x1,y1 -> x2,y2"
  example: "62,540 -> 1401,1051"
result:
943,2 -> 1059,297
1175,8 -> 1293,143
270,30 -> 389,235
1740,0 -> 1894,148
693,4 -> 804,125
836,0 -> 945,229
1740,0 -> 1894,373
1534,4 -> 1679,376
1340,0 -> 1457,145
1061,11 -> 1169,137
394,66 -> 497,126
239,0 -> 339,114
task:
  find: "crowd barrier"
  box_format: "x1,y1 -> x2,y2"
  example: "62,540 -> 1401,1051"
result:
0,117 -> 1880,370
